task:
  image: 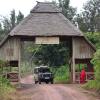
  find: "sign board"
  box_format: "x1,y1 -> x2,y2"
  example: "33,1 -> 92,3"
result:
35,37 -> 59,44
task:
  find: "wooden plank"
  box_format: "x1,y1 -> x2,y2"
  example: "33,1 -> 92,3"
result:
0,37 -> 20,61
18,39 -> 21,85
72,38 -> 75,83
35,37 -> 59,44
73,37 -> 95,59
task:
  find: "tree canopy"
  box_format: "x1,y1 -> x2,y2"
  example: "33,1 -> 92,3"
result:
0,10 -> 24,41
28,42 -> 71,67
75,0 -> 100,33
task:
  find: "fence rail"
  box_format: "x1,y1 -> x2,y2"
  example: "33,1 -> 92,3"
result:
75,72 -> 94,83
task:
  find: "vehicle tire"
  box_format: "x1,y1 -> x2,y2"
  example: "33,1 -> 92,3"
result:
51,80 -> 54,84
39,80 -> 41,84
46,81 -> 49,84
35,81 -> 37,84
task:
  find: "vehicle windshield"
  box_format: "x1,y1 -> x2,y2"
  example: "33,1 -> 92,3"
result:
39,68 -> 50,73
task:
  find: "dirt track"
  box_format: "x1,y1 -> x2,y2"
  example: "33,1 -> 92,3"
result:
17,75 -> 99,100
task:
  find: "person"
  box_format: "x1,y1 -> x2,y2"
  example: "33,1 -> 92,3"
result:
80,67 -> 86,84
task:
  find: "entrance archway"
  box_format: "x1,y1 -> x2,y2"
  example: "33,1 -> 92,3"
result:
19,36 -> 72,84
0,2 -> 95,84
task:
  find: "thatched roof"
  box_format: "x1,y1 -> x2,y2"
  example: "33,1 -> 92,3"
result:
0,2 -> 96,51
30,2 -> 61,13
9,2 -> 83,37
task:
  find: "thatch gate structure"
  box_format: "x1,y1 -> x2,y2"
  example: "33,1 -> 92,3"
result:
0,2 -> 96,83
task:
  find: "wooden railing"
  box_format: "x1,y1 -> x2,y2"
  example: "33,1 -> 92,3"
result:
1,72 -> 19,82
75,72 -> 94,83
7,72 -> 19,82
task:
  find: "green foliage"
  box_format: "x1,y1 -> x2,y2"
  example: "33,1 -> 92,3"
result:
55,0 -> 77,21
0,60 -> 6,67
84,49 -> 100,93
92,49 -> 100,81
0,60 -> 8,74
10,10 -> 16,30
17,11 -> 24,24
75,0 -> 100,33
84,32 -> 100,48
74,14 -> 89,32
0,60 -> 14,99
83,32 -> 100,92
84,80 -> 100,90
51,65 -> 70,83
21,62 -> 34,77
0,77 -> 15,100
29,42 -> 70,67
0,10 -> 24,40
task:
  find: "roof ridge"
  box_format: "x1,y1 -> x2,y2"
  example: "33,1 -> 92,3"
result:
30,2 -> 61,13
36,1 -> 54,4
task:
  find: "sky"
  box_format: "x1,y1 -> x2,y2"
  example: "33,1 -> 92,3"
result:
0,0 -> 88,18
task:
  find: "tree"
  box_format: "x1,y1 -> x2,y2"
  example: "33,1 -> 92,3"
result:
0,23 -> 5,41
75,0 -> 100,33
84,32 -> 100,48
58,0 -> 77,21
28,42 -> 71,67
0,23 -> 3,34
87,49 -> 100,93
74,14 -> 89,32
17,11 -> 24,24
3,18 -> 11,34
0,10 -> 24,40
10,10 -> 16,30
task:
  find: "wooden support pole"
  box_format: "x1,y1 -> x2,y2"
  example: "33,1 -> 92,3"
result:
72,57 -> 75,83
18,39 -> 21,87
72,38 -> 75,83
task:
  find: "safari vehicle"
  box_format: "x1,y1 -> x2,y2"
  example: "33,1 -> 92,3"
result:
34,66 -> 54,84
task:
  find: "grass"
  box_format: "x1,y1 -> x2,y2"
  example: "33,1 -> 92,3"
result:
83,49 -> 100,95
0,77 -> 15,100
83,80 -> 100,94
20,62 -> 33,77
51,65 -> 70,84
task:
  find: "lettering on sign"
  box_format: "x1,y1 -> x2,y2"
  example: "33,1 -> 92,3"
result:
35,37 -> 59,44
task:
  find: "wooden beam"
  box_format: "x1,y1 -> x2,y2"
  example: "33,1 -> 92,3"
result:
35,37 -> 59,44
72,38 -> 75,83
18,39 -> 21,87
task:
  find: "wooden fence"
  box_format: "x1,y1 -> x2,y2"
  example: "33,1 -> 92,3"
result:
75,72 -> 94,83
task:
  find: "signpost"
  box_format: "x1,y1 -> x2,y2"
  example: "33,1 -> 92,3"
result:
35,37 -> 59,44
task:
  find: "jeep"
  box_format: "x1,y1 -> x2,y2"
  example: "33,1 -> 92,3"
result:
34,66 -> 54,84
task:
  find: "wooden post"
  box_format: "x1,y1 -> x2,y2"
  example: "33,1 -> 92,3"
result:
72,38 -> 75,83
69,59 -> 72,82
18,39 -> 21,87
70,60 -> 73,82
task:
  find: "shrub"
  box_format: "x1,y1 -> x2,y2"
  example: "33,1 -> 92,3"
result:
84,49 -> 100,94
51,65 -> 70,84
92,49 -> 100,81
0,77 -> 15,100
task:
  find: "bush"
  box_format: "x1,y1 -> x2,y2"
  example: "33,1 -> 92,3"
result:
0,60 -> 15,99
92,49 -> 100,81
51,65 -> 70,84
84,32 -> 100,48
0,77 -> 15,100
84,80 -> 100,90
84,49 -> 100,94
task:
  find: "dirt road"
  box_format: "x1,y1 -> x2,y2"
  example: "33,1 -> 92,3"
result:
16,75 -> 99,100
